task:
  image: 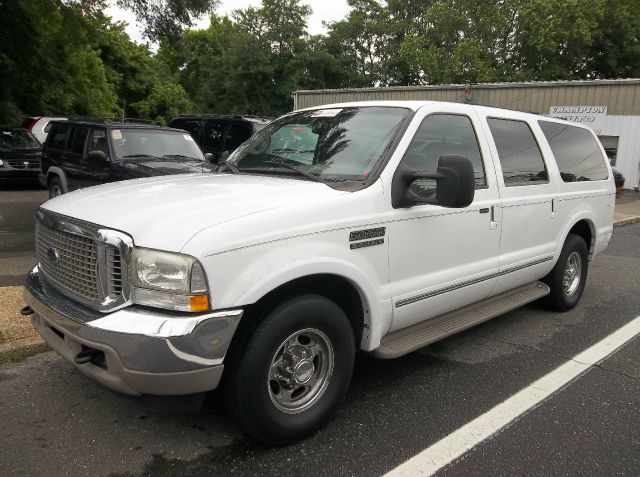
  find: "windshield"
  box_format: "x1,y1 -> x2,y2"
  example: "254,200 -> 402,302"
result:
110,129 -> 204,161
228,107 -> 410,182
0,129 -> 40,149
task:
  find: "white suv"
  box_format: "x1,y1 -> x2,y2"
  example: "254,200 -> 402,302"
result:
23,101 -> 615,444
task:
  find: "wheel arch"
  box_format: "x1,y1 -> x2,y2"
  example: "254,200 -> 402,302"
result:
46,167 -> 69,192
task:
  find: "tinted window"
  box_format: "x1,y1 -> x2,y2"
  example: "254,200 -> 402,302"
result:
204,120 -> 227,152
88,129 -> 108,155
48,125 -> 68,150
169,119 -> 204,143
402,114 -> 486,198
487,118 -> 547,186
224,123 -> 252,151
538,121 -> 609,182
70,127 -> 88,154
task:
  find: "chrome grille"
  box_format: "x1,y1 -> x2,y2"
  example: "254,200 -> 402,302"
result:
35,210 -> 133,311
37,223 -> 100,301
7,159 -> 39,169
107,247 -> 123,297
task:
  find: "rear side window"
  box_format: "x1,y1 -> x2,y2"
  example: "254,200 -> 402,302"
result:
538,121 -> 609,182
487,118 -> 548,186
224,123 -> 252,151
70,127 -> 88,154
205,120 -> 227,152
48,125 -> 68,150
169,119 -> 203,143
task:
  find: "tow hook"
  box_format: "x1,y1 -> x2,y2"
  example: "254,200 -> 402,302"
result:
74,349 -> 104,365
20,306 -> 34,316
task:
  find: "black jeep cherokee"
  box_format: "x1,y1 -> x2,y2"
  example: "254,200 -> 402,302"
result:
41,119 -> 215,198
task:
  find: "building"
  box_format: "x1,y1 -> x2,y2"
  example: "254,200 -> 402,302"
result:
293,79 -> 640,189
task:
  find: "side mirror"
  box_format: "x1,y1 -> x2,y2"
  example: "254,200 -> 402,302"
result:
204,153 -> 216,164
87,150 -> 108,162
392,154 -> 475,209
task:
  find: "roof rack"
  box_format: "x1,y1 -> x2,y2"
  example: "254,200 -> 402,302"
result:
67,117 -> 163,125
174,113 -> 273,122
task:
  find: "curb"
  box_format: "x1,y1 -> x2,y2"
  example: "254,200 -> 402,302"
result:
613,216 -> 640,227
0,339 -> 49,364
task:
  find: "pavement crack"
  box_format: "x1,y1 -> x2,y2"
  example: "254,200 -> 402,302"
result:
591,363 -> 637,381
470,331 -> 574,362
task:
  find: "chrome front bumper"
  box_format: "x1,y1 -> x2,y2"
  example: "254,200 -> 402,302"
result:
23,266 -> 243,396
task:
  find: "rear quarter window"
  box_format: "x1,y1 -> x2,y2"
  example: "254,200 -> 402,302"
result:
538,121 -> 609,182
47,125 -> 68,150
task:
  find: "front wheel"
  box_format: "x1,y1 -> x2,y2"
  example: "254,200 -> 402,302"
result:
542,233 -> 589,311
225,294 -> 356,445
48,176 -> 63,198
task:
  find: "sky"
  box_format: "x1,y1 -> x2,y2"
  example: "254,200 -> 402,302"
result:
104,0 -> 352,46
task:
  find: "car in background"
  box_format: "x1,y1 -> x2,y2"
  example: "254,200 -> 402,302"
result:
41,118 -> 215,198
21,117 -> 67,143
0,127 -> 42,182
168,114 -> 271,164
612,168 -> 625,193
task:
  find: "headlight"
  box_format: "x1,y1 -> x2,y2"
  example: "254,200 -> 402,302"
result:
131,248 -> 210,312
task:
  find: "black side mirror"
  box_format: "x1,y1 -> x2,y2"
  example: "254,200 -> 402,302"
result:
204,153 -> 216,164
392,154 -> 475,208
87,150 -> 108,162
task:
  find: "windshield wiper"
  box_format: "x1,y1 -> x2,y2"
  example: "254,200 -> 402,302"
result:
263,158 -> 325,183
218,161 -> 240,174
162,154 -> 199,160
122,154 -> 154,158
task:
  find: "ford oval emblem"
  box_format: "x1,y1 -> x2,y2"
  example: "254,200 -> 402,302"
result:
47,247 -> 60,263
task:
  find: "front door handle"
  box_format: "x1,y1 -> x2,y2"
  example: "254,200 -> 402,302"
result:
490,205 -> 499,230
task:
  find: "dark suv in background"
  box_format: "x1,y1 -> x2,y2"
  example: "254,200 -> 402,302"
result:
168,114 -> 271,163
0,127 -> 42,183
41,118 -> 214,198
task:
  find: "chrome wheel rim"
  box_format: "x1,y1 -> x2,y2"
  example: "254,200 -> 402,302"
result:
562,251 -> 582,296
268,328 -> 334,414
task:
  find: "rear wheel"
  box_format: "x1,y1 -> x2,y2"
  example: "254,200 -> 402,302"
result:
48,176 -> 63,198
542,233 -> 589,311
224,294 -> 355,445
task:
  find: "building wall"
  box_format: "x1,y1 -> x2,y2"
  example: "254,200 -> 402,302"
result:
294,80 -> 640,115
603,116 -> 640,189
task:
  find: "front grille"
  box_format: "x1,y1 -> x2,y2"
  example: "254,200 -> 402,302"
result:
35,211 -> 132,311
7,159 -> 39,169
37,223 -> 100,301
107,247 -> 123,297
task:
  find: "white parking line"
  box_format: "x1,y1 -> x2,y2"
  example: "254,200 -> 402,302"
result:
384,315 -> 640,477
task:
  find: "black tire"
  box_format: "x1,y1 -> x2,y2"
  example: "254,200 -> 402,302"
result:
224,294 -> 355,445
48,176 -> 64,198
541,233 -> 589,311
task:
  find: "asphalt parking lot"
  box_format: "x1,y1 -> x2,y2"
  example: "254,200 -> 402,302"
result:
0,186 -> 639,476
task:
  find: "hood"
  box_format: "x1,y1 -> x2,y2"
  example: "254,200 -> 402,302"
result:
117,156 -> 215,176
42,173 -> 346,251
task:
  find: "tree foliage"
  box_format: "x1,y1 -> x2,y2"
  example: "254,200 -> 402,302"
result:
1,0 -> 640,124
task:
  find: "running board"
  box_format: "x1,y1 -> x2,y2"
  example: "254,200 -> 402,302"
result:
372,281 -> 550,359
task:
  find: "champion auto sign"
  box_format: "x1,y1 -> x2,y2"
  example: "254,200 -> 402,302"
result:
549,106 -> 607,134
